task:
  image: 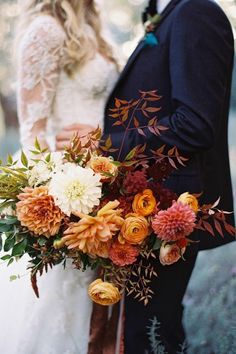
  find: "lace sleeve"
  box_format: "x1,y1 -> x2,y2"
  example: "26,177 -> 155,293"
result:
17,16 -> 65,149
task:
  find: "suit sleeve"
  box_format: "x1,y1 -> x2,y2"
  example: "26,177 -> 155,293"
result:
103,1 -> 234,158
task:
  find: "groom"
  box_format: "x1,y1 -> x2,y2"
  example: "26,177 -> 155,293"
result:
56,0 -> 235,352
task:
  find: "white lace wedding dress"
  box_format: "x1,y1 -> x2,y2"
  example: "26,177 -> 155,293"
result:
0,15 -> 118,354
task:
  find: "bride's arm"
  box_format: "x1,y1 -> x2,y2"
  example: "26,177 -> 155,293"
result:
17,16 -> 65,150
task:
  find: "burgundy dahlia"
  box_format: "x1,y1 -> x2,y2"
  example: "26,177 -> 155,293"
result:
123,170 -> 148,195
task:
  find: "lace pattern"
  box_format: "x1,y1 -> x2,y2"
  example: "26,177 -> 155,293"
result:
17,15 -> 65,147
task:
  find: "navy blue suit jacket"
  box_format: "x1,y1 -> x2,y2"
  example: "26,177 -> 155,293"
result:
103,0 -> 235,250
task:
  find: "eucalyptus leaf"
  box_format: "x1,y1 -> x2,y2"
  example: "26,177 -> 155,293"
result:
11,238 -> 27,257
0,224 -> 12,233
4,236 -> 15,252
0,217 -> 18,225
1,255 -> 11,261
7,258 -> 14,266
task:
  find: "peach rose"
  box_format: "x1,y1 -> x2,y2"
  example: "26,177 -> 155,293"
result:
121,213 -> 149,245
90,156 -> 118,181
159,242 -> 186,266
177,192 -> 199,214
88,279 -> 121,306
132,189 -> 156,216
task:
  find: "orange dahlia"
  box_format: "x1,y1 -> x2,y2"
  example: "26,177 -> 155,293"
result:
152,201 -> 196,241
109,240 -> 139,266
63,200 -> 124,257
16,187 -> 65,237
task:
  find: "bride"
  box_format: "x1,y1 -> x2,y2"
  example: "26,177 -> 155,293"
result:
0,0 -> 118,353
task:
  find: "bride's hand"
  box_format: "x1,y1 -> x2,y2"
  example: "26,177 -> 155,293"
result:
55,123 -> 95,151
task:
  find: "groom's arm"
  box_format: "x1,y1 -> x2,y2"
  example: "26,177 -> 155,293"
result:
104,0 -> 234,157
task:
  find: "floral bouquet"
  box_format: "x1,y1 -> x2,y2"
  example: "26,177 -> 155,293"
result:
0,91 -> 235,306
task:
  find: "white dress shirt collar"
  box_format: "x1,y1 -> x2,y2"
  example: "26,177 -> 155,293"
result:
157,0 -> 172,14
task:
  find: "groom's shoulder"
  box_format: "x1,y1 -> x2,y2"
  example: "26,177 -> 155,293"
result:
174,0 -> 230,22
172,0 -> 232,33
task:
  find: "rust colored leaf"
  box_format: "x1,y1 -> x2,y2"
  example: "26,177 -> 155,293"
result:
110,113 -> 120,118
115,98 -> 121,108
202,220 -> 215,236
149,117 -> 156,126
134,117 -> 139,127
214,219 -> 224,237
122,111 -> 129,122
113,121 -> 123,126
105,135 -> 112,149
168,158 -> 177,169
145,107 -> 162,113
138,129 -> 146,136
31,272 -> 40,298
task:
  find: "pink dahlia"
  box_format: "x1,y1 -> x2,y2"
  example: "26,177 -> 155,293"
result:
152,201 -> 196,241
109,240 -> 139,266
123,170 -> 148,195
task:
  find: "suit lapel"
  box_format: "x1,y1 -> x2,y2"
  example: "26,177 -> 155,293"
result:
106,0 -> 182,107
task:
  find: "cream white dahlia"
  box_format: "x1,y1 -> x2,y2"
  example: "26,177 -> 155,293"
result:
28,161 -> 52,187
48,163 -> 102,216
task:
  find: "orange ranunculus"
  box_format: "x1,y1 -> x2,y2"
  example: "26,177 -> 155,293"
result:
177,192 -> 199,214
88,279 -> 121,306
132,189 -> 156,216
121,213 -> 149,245
89,156 -> 118,182
159,242 -> 186,266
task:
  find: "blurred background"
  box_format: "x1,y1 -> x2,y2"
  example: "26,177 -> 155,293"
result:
0,0 -> 236,352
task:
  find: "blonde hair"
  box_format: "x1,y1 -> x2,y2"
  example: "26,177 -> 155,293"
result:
17,0 -> 117,75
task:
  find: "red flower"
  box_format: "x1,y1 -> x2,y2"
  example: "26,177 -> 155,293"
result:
152,201 -> 196,241
109,240 -> 139,266
123,170 -> 148,195
148,181 -> 177,210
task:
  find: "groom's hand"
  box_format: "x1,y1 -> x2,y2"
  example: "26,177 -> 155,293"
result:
55,123 -> 96,151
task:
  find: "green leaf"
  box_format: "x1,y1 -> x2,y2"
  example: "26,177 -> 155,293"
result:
1,255 -> 11,261
11,238 -> 27,257
34,137 -> 41,151
10,275 -> 18,282
125,146 -> 137,161
21,150 -> 28,168
7,258 -> 14,266
0,216 -> 18,225
152,238 -> 162,251
45,153 -> 51,163
38,237 -> 47,246
7,154 -> 13,165
0,224 -> 12,233
4,236 -> 16,252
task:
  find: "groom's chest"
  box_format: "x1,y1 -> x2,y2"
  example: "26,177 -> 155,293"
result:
112,22 -> 172,101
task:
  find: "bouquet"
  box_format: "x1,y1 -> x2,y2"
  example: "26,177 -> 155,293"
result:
0,91 -> 235,306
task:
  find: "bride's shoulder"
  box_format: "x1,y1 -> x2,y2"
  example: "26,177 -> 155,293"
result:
20,15 -> 66,50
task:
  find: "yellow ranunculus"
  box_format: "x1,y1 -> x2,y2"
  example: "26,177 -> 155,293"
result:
121,213 -> 149,245
88,279 -> 121,306
132,189 -> 156,216
177,192 -> 199,214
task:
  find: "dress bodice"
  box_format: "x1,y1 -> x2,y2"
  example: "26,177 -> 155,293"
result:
17,15 -> 118,149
